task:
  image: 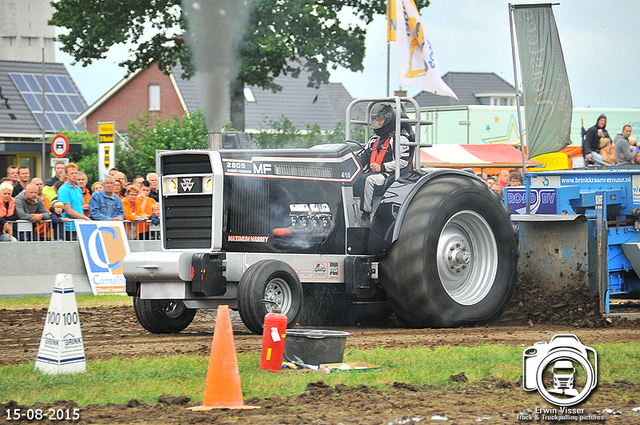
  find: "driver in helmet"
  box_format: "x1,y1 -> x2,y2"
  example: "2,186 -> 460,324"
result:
354,103 -> 411,224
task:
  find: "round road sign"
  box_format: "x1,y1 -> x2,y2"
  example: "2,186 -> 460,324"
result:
51,134 -> 70,158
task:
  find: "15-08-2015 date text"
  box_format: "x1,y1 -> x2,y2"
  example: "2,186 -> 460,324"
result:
5,408 -> 80,421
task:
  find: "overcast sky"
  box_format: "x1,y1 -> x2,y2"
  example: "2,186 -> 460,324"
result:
59,0 -> 639,109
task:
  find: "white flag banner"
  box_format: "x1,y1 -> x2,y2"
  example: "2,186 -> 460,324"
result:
395,0 -> 457,99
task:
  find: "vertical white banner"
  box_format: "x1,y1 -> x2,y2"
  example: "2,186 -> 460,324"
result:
395,0 -> 457,99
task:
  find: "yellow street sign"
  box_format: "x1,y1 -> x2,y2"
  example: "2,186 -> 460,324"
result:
99,122 -> 115,143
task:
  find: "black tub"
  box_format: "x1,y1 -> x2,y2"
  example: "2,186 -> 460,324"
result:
284,329 -> 350,366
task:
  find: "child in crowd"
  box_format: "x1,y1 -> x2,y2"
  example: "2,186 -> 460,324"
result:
599,137 -> 616,165
509,172 -> 523,187
149,203 -> 161,240
50,201 -> 69,241
150,202 -> 160,226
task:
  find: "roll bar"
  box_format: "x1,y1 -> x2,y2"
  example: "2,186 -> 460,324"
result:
345,97 -> 433,181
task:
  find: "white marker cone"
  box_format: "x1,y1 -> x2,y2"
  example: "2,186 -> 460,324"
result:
35,274 -> 86,375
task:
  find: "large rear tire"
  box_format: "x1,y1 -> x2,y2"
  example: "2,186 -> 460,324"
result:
133,297 -> 197,333
380,175 -> 517,327
237,259 -> 303,334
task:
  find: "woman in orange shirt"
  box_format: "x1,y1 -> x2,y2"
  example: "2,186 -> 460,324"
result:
113,181 -> 125,201
123,185 -> 146,239
135,183 -> 156,240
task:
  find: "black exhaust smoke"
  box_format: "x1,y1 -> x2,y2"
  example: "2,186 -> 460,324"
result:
182,0 -> 254,134
208,132 -> 222,150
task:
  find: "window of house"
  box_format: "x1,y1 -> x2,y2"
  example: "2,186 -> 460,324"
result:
244,87 -> 256,103
488,97 -> 515,106
149,85 -> 160,111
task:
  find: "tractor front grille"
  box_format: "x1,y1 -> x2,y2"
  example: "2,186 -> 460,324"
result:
161,153 -> 213,249
163,194 -> 212,249
161,153 -> 213,175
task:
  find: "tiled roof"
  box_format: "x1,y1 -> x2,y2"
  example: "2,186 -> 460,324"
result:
173,67 -> 364,132
0,60 -> 87,138
413,72 -> 517,107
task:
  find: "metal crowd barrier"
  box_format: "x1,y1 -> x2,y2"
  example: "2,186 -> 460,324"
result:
0,219 -> 161,242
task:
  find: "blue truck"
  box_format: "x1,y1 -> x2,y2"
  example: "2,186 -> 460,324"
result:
505,168 -> 640,319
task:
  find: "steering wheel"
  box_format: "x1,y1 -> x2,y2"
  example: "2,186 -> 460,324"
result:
343,139 -> 365,150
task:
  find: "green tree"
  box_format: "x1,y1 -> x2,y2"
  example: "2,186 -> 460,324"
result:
326,120 -> 366,145
110,108 -> 364,173
116,110 -> 209,177
50,0 -> 430,129
253,117 -> 325,149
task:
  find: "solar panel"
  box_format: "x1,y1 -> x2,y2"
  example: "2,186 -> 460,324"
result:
22,93 -> 41,110
58,76 -> 75,94
23,74 -> 41,92
9,73 -> 86,132
47,75 -> 63,93
47,94 -> 63,112
12,74 -> 29,92
58,94 -> 73,111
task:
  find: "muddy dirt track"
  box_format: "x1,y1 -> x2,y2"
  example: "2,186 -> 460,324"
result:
2,280 -> 640,424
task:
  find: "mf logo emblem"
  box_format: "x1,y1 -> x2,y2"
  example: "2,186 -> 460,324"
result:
181,178 -> 195,192
178,177 -> 202,193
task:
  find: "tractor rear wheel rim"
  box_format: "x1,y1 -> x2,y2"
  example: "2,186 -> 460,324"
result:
437,210 -> 498,305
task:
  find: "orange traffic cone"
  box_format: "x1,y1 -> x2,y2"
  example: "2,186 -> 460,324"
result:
189,305 -> 259,411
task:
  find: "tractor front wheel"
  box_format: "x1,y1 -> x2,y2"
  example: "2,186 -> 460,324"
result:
237,259 -> 304,334
132,297 -> 197,333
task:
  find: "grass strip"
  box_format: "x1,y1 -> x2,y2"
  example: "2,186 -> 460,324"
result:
0,294 -> 131,310
1,343 -> 638,405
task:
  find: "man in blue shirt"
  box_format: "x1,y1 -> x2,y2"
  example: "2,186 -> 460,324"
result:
57,163 -> 90,239
89,176 -> 124,221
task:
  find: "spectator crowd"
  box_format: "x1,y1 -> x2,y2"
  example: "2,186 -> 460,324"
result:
582,115 -> 637,166
477,169 -> 522,200
1,162 -> 160,242
1,160 -> 524,241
